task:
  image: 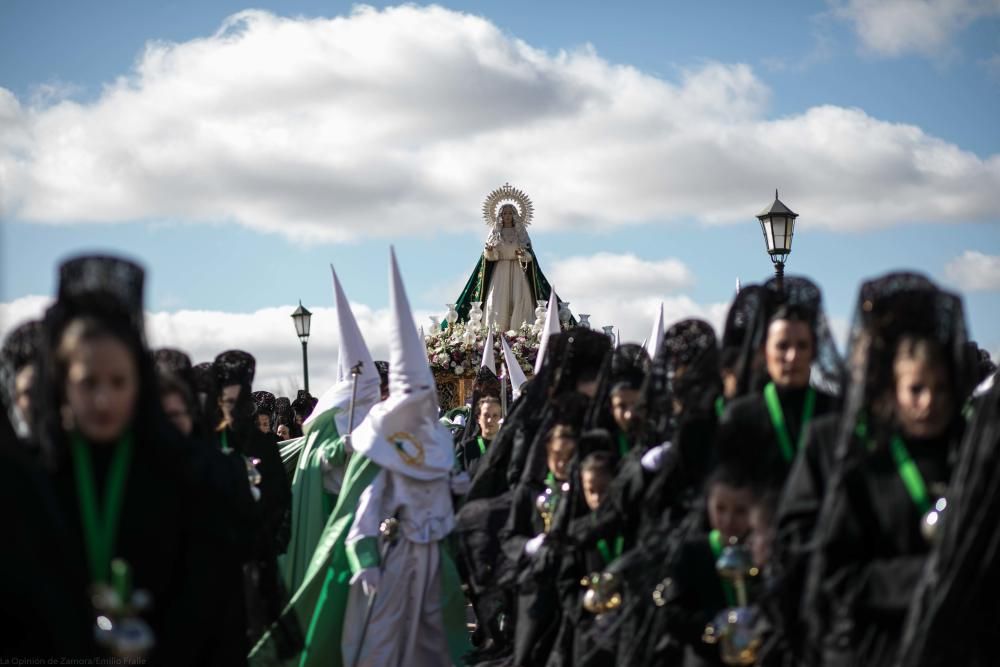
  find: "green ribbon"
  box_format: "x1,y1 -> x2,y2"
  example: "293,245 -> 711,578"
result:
889,435 -> 932,514
70,432 -> 133,585
616,432 -> 630,457
476,436 -> 488,456
541,471 -> 565,530
855,417 -> 933,514
708,529 -> 737,608
545,470 -> 562,493
714,395 -> 726,419
596,535 -> 624,565
220,428 -> 232,453
763,382 -> 816,463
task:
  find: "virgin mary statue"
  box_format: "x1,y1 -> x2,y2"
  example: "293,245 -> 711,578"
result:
453,183 -> 559,331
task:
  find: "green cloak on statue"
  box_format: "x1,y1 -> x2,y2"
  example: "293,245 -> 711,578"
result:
448,183 -> 572,329
451,244 -> 557,324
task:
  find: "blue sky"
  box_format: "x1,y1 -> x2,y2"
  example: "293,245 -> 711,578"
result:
1,0 -> 998,389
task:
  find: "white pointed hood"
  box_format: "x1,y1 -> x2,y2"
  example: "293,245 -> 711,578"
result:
501,335 -> 528,400
304,266 -> 381,437
481,329 -> 496,375
533,288 -> 561,375
350,248 -> 453,480
645,303 -> 664,359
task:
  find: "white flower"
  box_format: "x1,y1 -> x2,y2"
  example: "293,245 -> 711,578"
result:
506,330 -> 517,338
454,365 -> 465,376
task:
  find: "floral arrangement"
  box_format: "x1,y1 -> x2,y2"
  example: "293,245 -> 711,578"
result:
425,321 -> 539,376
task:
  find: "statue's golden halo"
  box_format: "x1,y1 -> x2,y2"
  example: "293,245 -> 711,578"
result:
482,183 -> 534,227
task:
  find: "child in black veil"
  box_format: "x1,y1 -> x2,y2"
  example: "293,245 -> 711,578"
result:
802,272 -> 975,667
897,364 -> 1000,666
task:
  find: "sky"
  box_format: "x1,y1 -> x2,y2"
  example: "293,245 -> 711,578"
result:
1,0 -> 999,393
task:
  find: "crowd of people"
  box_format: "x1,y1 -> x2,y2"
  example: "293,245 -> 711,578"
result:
2,251 -> 998,667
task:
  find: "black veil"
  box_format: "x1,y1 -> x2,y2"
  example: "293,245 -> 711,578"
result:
736,276 -> 845,397
896,375 -> 1000,666
31,255 -> 169,468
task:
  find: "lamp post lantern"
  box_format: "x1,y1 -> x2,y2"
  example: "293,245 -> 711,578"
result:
756,189 -> 798,289
291,300 -> 313,393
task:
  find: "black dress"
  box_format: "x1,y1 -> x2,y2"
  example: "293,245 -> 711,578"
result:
44,427 -> 217,665
184,434 -> 259,666
221,425 -> 293,650
502,479 -> 566,667
716,385 -> 838,490
0,440 -> 93,659
763,413 -> 840,664
457,433 -> 491,479
805,428 -> 957,667
658,534 -> 732,667
548,517 -> 622,667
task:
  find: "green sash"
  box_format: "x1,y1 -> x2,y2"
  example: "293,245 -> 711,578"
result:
596,535 -> 624,565
714,396 -> 725,419
616,432 -> 630,457
889,435 -> 932,514
71,432 -> 132,585
708,529 -> 737,608
763,382 -> 816,463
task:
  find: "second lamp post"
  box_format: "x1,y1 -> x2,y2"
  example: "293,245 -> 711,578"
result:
291,300 -> 312,393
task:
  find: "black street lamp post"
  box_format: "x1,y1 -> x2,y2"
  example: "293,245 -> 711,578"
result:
756,189 -> 798,289
291,300 -> 313,393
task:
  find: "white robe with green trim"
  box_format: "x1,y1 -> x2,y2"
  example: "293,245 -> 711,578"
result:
341,468 -> 455,666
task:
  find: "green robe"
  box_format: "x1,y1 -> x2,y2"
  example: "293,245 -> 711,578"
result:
279,407 -> 346,595
280,437 -> 306,474
249,453 -> 470,667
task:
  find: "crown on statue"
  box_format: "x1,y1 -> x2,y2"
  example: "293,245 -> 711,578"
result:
482,182 -> 534,227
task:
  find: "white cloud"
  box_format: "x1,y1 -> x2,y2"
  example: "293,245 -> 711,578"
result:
832,0 -> 1000,57
547,252 -> 728,342
548,252 -> 694,299
1,6 -> 998,239
944,250 -> 1000,291
0,295 -> 51,332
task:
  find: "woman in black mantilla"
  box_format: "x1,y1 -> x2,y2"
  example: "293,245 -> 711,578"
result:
715,276 -> 844,491
719,284 -> 764,402
251,390 -> 277,436
155,346 -> 261,666
452,183 -> 563,331
209,350 -> 294,651
612,319 -> 726,667
501,393 -> 589,667
802,277 -> 975,667
1,318 -> 43,442
25,255 -> 215,663
584,342 -> 651,459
